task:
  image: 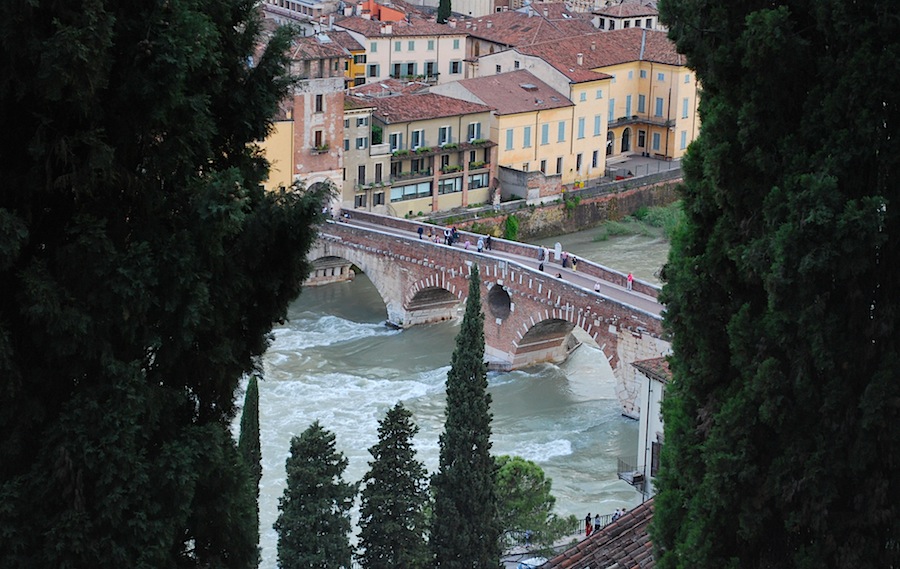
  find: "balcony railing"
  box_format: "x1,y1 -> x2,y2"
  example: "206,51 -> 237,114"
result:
390,139 -> 495,161
616,456 -> 645,489
390,169 -> 432,182
609,115 -> 674,128
388,73 -> 440,84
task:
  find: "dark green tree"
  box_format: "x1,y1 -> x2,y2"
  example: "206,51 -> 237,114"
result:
494,455 -> 575,552
275,421 -> 356,569
0,0 -> 325,566
358,402 -> 430,569
431,264 -> 501,568
437,0 -> 451,24
239,373 -> 263,561
653,1 -> 900,568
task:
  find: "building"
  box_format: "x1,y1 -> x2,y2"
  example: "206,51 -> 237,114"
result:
341,96 -> 392,213
348,87 -> 498,215
432,70 -> 578,202
330,30 -> 367,87
592,1 -> 662,31
478,28 -> 698,161
543,499 -> 655,569
334,13 -> 470,86
618,356 -> 669,498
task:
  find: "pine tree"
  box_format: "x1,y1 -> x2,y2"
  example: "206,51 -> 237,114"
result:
431,264 -> 501,568
0,0 -> 325,565
653,1 -> 900,567
239,373 -> 263,563
275,421 -> 356,569
358,402 -> 430,569
437,0 -> 451,24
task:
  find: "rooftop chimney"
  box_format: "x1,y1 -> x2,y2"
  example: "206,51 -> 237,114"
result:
576,52 -> 583,65
448,17 -> 457,28
591,41 -> 596,51
543,7 -> 549,17
381,22 -> 393,34
486,20 -> 493,28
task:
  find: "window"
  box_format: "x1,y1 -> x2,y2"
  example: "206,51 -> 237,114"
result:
411,158 -> 425,173
625,95 -> 632,117
557,121 -> 565,142
505,128 -> 513,150
367,64 -> 380,77
344,118 -> 350,128
594,115 -> 601,136
654,97 -> 664,117
315,94 -> 323,112
519,126 -> 529,148
358,164 -> 366,185
541,123 -> 549,145
469,150 -> 476,163
394,41 -> 401,51
577,117 -> 585,139
411,129 -> 424,149
354,54 -> 366,64
355,193 -> 367,209
425,61 -> 436,77
638,129 -> 646,147
576,153 -> 583,172
370,42 -> 378,52
646,18 -> 653,28
684,73 -> 691,83
314,130 -> 323,147
438,126 -> 452,145
428,39 -> 435,50
608,98 -> 615,122
598,17 -> 605,29
609,20 -> 615,30
592,149 -> 599,168
640,69 -> 647,79
469,172 -> 489,188
357,117 -> 369,127
375,163 -> 383,183
467,122 -> 481,141
438,177 -> 462,194
540,159 -> 546,173
579,92 -> 586,102
628,70 -> 633,80
657,72 -> 665,81
623,19 -> 630,28
449,60 -> 462,74
453,39 -> 460,49
638,94 -> 646,113
556,156 -> 563,174
356,137 -> 368,149
610,74 -> 616,84
408,40 -> 415,51
522,162 -> 529,171
680,130 -> 687,149
373,191 -> 385,206
682,97 -> 689,118
440,154 -> 449,168
514,60 -> 520,69
343,139 -> 350,151
495,64 -> 502,74
595,89 -> 603,99
652,132 -> 661,151
392,63 -> 402,78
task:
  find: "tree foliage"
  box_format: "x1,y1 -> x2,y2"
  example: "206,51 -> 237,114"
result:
431,264 -> 501,568
653,1 -> 900,568
239,373 -> 263,562
437,0 -> 451,24
358,402 -> 430,569
494,455 -> 575,552
0,0 -> 326,565
275,421 -> 356,569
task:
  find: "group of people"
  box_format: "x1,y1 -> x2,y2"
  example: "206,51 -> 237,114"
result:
584,507 -> 628,538
417,224 -> 493,252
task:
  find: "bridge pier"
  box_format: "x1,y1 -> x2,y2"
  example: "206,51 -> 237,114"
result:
304,256 -> 355,287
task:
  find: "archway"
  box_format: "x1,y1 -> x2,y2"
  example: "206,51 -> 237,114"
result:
606,131 -> 615,156
621,127 -> 631,153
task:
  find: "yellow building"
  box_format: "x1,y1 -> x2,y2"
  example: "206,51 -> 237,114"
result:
257,119 -> 294,191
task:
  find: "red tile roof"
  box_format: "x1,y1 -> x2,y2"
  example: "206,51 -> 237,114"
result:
351,77 -> 431,96
593,2 -> 659,18
519,28 -> 684,71
289,33 -> 351,61
335,14 -> 468,37
632,357 -> 671,384
453,70 -> 573,115
347,92 -> 493,123
543,499 -> 655,569
328,30 -> 365,52
465,10 -> 596,47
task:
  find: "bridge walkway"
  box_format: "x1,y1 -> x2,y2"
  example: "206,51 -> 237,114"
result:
324,217 -> 664,319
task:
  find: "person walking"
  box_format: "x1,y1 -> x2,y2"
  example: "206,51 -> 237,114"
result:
443,227 -> 451,245
594,513 -> 601,532
571,256 -> 578,272
477,236 -> 484,253
585,513 -> 593,537
626,272 -> 634,290
594,281 -> 601,292
417,226 -> 424,239
485,235 -> 492,250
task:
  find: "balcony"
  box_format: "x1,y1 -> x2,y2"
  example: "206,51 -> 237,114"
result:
616,456 -> 645,489
390,139 -> 496,162
390,169 -> 433,183
310,143 -> 330,155
388,73 -> 440,84
609,115 -> 674,129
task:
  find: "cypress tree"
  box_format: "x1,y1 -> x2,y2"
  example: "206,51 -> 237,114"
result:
431,264 -> 501,568
437,0 -> 451,24
275,421 -> 356,569
653,1 -> 900,567
0,0 -> 324,565
238,373 -> 263,562
358,402 -> 429,569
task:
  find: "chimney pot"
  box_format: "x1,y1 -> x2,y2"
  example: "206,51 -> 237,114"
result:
576,52 -> 583,65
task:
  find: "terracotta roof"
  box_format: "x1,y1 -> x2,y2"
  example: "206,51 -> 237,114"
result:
328,30 -> 365,52
519,28 -> 684,70
465,10 -> 596,47
543,499 -> 655,569
351,77 -> 430,96
335,14 -> 467,37
453,70 -> 573,115
348,92 -> 492,123
289,33 -> 351,61
593,2 -> 658,18
632,357 -> 671,384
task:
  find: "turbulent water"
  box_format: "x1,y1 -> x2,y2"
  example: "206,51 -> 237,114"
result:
245,229 -> 669,569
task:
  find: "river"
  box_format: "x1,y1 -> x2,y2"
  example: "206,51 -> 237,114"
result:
250,227 -> 670,568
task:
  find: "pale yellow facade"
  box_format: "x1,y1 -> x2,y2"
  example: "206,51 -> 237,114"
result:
494,105 -> 582,185
258,120 -> 294,191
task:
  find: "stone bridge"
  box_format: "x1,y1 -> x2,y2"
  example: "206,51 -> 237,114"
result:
307,215 -> 669,417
